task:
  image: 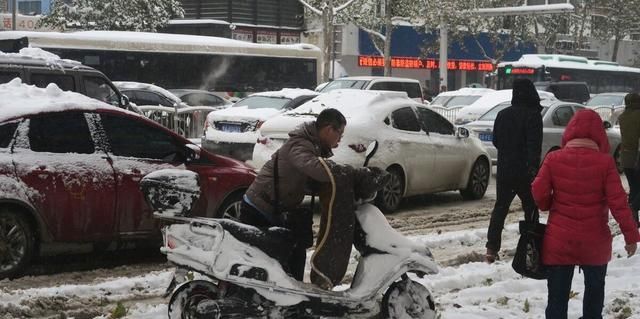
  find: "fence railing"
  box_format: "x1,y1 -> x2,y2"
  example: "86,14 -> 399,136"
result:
428,105 -> 465,124
138,105 -> 219,139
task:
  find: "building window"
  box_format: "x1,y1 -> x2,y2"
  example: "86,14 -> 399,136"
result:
18,0 -> 41,15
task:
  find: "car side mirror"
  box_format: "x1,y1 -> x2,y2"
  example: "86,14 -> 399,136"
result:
456,127 -> 470,139
185,144 -> 201,161
603,121 -> 612,129
120,94 -> 130,107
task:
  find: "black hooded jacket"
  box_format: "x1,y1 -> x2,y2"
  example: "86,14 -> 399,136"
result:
493,79 -> 543,181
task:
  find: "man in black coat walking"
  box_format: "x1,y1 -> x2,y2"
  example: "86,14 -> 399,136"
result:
485,79 -> 543,263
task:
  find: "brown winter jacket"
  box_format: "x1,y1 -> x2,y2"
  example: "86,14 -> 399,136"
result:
245,121 -> 332,215
619,93 -> 640,169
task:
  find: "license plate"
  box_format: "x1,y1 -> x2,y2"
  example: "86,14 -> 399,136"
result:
221,124 -> 242,133
479,132 -> 492,142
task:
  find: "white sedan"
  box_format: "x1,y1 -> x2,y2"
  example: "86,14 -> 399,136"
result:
253,89 -> 492,212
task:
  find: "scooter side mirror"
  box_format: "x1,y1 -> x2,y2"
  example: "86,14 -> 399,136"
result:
363,141 -> 378,167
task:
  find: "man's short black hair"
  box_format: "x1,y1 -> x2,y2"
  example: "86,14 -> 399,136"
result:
316,108 -> 346,130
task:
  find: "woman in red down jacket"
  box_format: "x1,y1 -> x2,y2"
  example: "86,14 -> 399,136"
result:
532,109 -> 639,319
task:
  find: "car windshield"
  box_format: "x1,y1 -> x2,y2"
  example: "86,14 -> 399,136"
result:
480,103 -> 549,121
320,80 -> 369,92
233,96 -> 292,110
479,103 -> 510,121
446,96 -> 481,107
430,96 -> 451,106
586,95 -> 624,106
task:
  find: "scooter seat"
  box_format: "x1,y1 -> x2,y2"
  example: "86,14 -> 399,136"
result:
216,219 -> 295,265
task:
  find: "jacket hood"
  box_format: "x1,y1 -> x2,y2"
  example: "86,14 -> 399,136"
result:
511,79 -> 541,111
289,121 -> 333,157
561,109 -> 610,153
625,92 -> 640,110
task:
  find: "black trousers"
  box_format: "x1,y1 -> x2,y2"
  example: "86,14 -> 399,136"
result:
623,168 -> 640,227
238,201 -> 306,281
486,178 -> 539,252
546,265 -> 607,319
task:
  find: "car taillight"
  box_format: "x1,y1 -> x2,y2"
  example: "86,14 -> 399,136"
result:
257,137 -> 270,145
349,143 -> 366,153
255,120 -> 264,130
166,234 -> 178,249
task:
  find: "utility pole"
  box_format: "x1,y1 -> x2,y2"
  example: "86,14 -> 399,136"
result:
11,0 -> 16,30
439,21 -> 448,91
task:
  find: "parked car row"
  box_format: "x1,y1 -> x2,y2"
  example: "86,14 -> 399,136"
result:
0,79 -> 256,278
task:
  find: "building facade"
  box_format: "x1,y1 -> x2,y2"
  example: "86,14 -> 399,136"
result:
164,0 -> 305,44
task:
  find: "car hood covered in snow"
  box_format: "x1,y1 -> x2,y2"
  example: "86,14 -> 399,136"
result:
454,89 -> 556,125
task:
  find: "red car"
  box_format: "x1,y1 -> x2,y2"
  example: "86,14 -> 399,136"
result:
0,88 -> 256,278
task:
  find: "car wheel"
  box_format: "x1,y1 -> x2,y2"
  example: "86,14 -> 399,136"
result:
460,158 -> 490,200
217,192 -> 244,220
0,208 -> 35,279
376,167 -> 404,213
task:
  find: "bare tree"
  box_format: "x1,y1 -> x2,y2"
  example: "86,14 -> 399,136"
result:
299,0 -> 359,82
591,0 -> 640,61
342,0 -> 417,76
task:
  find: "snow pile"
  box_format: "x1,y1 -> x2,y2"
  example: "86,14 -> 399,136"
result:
0,78 -> 114,122
0,220 -> 637,318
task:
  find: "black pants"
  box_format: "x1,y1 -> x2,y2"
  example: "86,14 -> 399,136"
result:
624,168 -> 640,227
238,201 -> 306,281
486,178 -> 539,252
546,265 -> 607,319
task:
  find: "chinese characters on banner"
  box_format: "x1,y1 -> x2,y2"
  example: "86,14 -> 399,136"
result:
256,30 -> 277,44
231,28 -> 254,43
0,14 -> 51,31
357,55 -> 495,72
280,31 -> 300,44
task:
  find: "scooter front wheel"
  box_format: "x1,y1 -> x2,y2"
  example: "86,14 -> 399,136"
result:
381,277 -> 437,319
168,280 -> 221,319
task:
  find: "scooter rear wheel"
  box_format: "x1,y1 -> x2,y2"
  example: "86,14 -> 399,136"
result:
168,280 -> 221,319
381,277 -> 437,319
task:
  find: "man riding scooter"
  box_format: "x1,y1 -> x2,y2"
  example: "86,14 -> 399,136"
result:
240,108 -> 347,282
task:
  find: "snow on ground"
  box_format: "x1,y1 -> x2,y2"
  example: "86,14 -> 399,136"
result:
1,220 -> 638,319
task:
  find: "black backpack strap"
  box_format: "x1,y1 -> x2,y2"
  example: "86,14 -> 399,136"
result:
273,150 -> 280,216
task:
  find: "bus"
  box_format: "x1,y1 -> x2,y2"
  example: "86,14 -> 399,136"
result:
496,54 -> 640,94
0,31 -> 321,100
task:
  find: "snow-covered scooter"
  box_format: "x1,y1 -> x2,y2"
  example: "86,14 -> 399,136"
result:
141,142 -> 438,319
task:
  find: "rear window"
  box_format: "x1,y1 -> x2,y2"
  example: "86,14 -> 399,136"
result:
402,83 -> 422,99
31,73 -> 75,91
234,96 -> 291,110
0,71 -> 20,84
0,121 -> 18,148
446,96 -> 481,107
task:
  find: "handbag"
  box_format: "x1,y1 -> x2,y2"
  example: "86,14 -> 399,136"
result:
512,211 -> 547,280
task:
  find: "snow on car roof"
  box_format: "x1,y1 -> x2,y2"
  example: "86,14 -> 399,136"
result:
250,88 -> 317,100
0,78 -> 117,122
436,88 -> 494,97
114,81 -> 182,105
0,47 -> 81,69
330,76 -> 420,83
286,89 -> 416,120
